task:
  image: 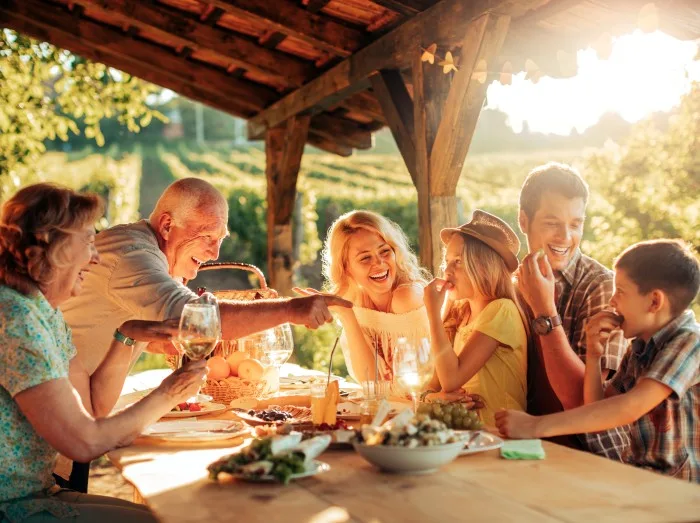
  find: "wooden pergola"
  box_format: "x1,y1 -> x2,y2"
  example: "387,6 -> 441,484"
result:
2,0 -> 699,294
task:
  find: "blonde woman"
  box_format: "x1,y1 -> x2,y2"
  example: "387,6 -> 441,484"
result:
0,183 -> 206,522
423,210 -> 529,426
295,210 -> 431,383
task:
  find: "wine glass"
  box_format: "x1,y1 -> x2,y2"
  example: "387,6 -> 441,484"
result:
392,337 -> 434,413
176,302 -> 221,401
257,324 -> 294,397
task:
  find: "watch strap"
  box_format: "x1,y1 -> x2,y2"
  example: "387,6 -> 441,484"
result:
114,328 -> 136,346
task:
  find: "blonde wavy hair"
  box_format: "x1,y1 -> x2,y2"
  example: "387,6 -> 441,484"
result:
322,210 -> 430,297
0,183 -> 103,296
443,234 -> 530,340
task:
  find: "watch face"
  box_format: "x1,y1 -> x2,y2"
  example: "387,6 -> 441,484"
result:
533,317 -> 552,335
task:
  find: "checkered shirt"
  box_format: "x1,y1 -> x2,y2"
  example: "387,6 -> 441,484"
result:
608,310 -> 700,482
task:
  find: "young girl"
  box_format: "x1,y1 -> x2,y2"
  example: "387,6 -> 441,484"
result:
295,210 -> 430,383
424,210 -> 529,426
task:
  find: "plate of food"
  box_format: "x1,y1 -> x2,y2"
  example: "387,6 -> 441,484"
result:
454,430 -> 504,456
208,433 -> 331,484
141,420 -> 247,442
163,402 -> 228,418
233,406 -> 311,426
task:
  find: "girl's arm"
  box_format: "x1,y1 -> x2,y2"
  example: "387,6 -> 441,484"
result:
434,329 -> 499,392
496,378 -> 672,439
14,360 -> 206,463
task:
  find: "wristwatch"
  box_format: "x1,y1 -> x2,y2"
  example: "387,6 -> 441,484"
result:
532,314 -> 562,336
113,328 -> 136,346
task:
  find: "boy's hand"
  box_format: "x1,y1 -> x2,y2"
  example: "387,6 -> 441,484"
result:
516,250 -> 556,317
584,310 -> 623,361
423,278 -> 453,317
494,409 -> 540,439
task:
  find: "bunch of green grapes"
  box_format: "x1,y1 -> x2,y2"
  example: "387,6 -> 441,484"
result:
416,401 -> 483,430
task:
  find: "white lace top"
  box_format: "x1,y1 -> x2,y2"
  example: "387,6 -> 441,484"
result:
340,305 -> 430,382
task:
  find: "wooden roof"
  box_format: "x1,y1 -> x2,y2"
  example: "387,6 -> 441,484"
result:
2,0 -> 699,156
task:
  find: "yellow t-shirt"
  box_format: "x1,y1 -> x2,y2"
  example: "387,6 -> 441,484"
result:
453,299 -> 527,426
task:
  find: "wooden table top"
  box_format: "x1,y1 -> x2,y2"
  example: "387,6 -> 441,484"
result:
108,410 -> 700,523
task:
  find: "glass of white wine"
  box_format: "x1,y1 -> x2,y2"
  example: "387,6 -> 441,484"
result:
259,323 -> 294,396
176,302 -> 221,401
392,337 -> 434,413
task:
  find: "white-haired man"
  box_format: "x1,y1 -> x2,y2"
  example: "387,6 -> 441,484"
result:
62,177 -> 350,377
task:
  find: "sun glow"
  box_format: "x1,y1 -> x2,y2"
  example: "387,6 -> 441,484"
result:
486,31 -> 700,135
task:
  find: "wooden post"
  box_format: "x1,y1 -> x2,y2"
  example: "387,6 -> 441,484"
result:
374,13 -> 510,274
264,115 -> 311,296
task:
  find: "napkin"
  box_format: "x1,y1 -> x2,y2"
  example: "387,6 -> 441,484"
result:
500,439 -> 546,460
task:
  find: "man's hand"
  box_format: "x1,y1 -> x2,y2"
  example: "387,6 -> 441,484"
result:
516,250 -> 557,317
288,294 -> 352,329
494,409 -> 540,439
423,278 -> 452,318
584,310 -> 623,361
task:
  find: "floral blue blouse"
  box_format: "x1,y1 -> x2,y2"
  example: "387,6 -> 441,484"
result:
0,286 -> 79,522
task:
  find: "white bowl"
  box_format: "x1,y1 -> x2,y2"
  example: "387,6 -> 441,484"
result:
353,441 -> 464,474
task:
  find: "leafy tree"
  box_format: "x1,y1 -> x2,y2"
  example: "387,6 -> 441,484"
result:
0,29 -> 164,201
583,82 -> 700,267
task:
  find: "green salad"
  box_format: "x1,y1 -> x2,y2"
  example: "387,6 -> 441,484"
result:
208,437 -> 306,484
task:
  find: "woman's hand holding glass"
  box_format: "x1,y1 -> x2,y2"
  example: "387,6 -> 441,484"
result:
157,359 -> 208,404
392,337 -> 434,413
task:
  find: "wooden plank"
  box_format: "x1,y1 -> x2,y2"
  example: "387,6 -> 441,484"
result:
246,0 -> 545,138
107,437 -> 700,523
0,11 -> 260,119
206,0 -> 366,57
430,13 -> 510,194
266,115 -> 310,295
304,0 -> 332,14
3,0 -> 277,112
370,69 -> 416,183
69,0 -> 315,87
307,132 -> 353,156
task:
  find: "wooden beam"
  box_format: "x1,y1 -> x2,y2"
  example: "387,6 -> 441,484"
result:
0,11 -> 261,119
340,92 -> 386,123
310,114 -> 373,150
369,0 -> 437,16
430,14 -> 510,194
304,0 -> 332,14
206,0 -> 365,57
3,0 -> 277,112
246,0 -> 543,138
265,115 -> 311,295
307,132 -> 353,157
370,70 -> 416,183
68,0 -> 313,88
412,12 -> 510,274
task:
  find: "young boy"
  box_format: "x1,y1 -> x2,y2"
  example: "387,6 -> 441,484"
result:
496,239 -> 700,482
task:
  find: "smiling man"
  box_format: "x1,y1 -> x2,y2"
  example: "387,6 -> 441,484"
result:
516,162 -> 631,461
62,178 -> 348,376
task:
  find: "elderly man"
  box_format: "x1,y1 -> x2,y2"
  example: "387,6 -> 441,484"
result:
62,177 -> 349,377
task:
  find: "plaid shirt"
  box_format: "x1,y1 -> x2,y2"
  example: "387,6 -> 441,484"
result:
528,250 -> 631,459
608,310 -> 700,482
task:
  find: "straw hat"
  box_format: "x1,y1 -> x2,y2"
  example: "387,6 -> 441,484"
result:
439,210 -> 520,272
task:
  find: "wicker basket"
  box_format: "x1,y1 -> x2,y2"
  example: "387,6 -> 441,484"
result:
167,262 -> 279,405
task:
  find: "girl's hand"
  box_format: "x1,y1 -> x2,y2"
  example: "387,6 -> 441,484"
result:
423,278 -> 452,317
494,409 -> 540,439
584,310 -> 623,361
157,360 -> 208,404
118,318 -> 179,343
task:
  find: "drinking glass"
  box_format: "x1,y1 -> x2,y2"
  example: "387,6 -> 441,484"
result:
261,323 -> 294,368
392,337 -> 434,413
176,302 -> 221,400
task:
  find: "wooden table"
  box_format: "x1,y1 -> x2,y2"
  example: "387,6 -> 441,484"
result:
108,415 -> 700,523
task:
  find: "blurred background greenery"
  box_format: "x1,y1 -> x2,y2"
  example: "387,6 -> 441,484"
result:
2,31 -> 698,377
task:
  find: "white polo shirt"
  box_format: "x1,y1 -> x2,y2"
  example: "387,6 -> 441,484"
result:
61,220 -> 196,375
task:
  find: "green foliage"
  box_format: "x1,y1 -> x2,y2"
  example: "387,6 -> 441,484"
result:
0,30 -> 163,202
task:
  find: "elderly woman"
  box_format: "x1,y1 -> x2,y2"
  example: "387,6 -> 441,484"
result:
0,183 -> 206,523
